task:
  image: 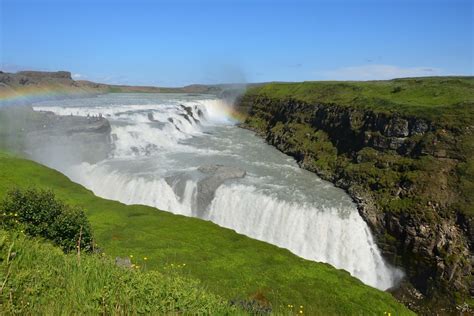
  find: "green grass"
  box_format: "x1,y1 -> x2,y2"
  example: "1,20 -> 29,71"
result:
246,77 -> 474,128
0,152 -> 413,315
0,229 -> 238,314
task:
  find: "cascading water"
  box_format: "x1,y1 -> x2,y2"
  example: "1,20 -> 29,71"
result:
33,93 -> 402,290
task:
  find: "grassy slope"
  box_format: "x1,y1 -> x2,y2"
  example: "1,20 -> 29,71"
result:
0,152 -> 412,315
0,230 -> 237,314
247,77 -> 474,128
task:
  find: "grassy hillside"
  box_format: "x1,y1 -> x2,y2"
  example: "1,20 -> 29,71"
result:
246,77 -> 474,128
0,152 -> 413,315
0,229 -> 238,314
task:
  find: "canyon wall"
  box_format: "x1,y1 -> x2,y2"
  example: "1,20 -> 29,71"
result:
236,86 -> 473,313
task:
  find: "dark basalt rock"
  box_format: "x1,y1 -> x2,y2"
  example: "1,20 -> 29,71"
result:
410,119 -> 430,135
148,112 -> 155,122
179,113 -> 193,124
178,104 -> 201,125
384,117 -> 410,137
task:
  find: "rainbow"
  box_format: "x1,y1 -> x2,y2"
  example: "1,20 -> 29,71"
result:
226,107 -> 247,123
0,84 -> 247,123
0,84 -> 94,107
204,98 -> 245,123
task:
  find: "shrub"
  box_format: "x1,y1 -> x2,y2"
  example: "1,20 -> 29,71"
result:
391,86 -> 403,93
0,188 -> 93,252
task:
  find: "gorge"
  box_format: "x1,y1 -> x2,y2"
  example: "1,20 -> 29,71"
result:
30,92 -> 402,291
1,71 -> 472,314
235,78 -> 474,312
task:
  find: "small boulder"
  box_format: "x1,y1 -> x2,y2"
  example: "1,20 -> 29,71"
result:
115,257 -> 132,268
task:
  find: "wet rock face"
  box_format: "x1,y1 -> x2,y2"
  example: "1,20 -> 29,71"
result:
147,112 -> 155,122
166,165 -> 246,217
179,104 -> 201,124
196,165 -> 246,215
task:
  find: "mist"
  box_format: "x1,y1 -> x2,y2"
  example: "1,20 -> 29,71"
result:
0,104 -> 112,172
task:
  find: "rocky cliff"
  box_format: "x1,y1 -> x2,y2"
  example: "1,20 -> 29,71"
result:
236,78 -> 474,314
0,70 -> 76,85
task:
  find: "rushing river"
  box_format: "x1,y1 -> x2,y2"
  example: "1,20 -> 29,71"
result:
33,93 -> 401,290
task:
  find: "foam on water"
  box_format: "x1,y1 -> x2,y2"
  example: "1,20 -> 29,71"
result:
33,93 -> 403,290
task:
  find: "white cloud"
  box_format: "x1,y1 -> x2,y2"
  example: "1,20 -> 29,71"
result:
72,73 -> 83,79
318,64 -> 443,80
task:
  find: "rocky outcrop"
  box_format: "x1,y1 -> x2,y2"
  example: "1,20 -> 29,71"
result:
237,95 -> 473,314
0,71 -> 75,87
196,165 -> 246,215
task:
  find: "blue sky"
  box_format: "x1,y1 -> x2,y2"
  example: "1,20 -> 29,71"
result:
1,0 -> 472,86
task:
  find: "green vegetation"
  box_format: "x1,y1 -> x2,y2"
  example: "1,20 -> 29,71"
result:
263,120 -> 452,220
247,76 -> 474,128
1,188 -> 93,252
0,152 -> 413,315
0,230 -> 237,314
270,122 -> 340,175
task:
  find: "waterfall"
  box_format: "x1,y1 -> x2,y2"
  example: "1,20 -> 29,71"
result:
33,93 -> 403,290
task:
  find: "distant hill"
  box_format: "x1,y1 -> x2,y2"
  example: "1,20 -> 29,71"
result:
0,70 -> 248,102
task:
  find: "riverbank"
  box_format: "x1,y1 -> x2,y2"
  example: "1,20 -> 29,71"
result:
0,100 -> 413,314
235,77 -> 474,314
0,150 -> 413,315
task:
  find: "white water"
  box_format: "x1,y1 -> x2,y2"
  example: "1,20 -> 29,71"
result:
33,93 -> 402,290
